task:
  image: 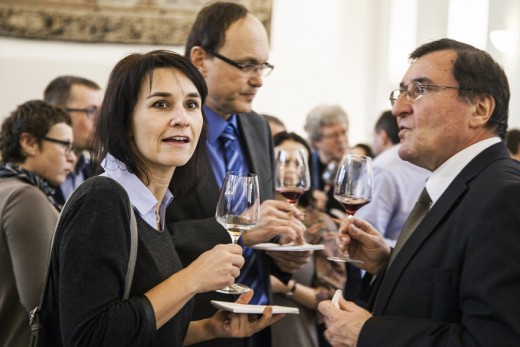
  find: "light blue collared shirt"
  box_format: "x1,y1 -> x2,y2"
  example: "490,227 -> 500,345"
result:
100,153 -> 174,231
205,106 -> 250,188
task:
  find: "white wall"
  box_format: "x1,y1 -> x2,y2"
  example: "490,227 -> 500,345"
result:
1,0 -> 519,147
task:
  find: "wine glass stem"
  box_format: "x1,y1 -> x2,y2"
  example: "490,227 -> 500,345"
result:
342,214 -> 354,258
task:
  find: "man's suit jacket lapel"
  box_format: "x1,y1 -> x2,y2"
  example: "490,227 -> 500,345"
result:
236,113 -> 274,200
372,143 -> 507,314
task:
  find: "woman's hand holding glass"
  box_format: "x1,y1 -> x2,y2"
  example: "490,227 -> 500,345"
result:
185,243 -> 245,294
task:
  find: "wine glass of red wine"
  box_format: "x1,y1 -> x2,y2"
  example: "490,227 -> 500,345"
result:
274,148 -> 311,205
327,153 -> 372,264
215,171 -> 260,294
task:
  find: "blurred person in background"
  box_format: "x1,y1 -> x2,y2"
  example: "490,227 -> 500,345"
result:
269,131 -> 346,347
304,103 -> 350,217
506,128 -> 520,160
262,114 -> 286,136
349,143 -> 374,158
304,104 -> 361,302
44,75 -> 103,205
0,100 -> 74,346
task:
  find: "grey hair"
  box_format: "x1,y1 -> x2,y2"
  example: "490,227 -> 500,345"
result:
304,104 -> 349,142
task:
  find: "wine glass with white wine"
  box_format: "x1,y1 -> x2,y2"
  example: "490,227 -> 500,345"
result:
327,154 -> 372,264
215,171 -> 260,294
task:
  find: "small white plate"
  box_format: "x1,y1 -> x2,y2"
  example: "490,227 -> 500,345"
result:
251,242 -> 325,251
211,300 -> 299,314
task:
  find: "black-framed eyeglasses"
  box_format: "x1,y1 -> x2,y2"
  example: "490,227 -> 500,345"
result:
66,107 -> 99,119
41,136 -> 74,156
389,81 -> 461,106
204,49 -> 274,77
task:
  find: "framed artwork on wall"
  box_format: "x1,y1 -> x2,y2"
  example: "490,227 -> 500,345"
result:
0,0 -> 272,45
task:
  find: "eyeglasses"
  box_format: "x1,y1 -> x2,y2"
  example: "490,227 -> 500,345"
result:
321,129 -> 348,140
389,81 -> 461,106
41,136 -> 74,156
66,107 -> 99,119
204,49 -> 274,77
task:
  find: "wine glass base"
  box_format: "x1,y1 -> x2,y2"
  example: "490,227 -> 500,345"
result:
327,256 -> 364,264
216,283 -> 251,294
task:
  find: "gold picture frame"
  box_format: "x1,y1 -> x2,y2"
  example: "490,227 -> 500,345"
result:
0,0 -> 272,45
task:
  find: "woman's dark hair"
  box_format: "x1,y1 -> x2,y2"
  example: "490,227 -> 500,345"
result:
184,1 -> 249,56
273,131 -> 315,208
0,100 -> 71,163
410,38 -> 509,139
92,50 -> 208,198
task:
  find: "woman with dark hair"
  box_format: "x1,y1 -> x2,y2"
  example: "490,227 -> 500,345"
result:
0,100 -> 74,346
269,132 -> 346,347
42,50 -> 281,346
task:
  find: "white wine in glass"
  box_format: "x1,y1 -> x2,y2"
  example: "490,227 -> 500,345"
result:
327,154 -> 372,264
215,171 -> 260,294
274,148 -> 311,205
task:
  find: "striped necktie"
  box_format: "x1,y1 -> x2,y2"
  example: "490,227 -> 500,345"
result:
219,123 -> 268,305
220,123 -> 243,173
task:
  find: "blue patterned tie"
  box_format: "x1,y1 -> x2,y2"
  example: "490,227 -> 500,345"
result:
219,123 -> 268,305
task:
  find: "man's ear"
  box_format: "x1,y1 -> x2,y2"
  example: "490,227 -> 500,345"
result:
470,94 -> 495,128
189,46 -> 208,77
379,130 -> 390,146
19,132 -> 38,156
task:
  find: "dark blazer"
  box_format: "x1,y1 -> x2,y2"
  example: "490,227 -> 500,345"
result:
359,142 -> 520,346
166,111 -> 284,347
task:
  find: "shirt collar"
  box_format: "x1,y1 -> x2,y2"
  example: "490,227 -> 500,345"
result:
100,153 -> 174,229
426,137 -> 501,205
205,105 -> 239,144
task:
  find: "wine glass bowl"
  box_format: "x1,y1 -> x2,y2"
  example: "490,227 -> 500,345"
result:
327,154 -> 373,264
274,148 -> 311,205
215,171 -> 260,294
321,160 -> 338,193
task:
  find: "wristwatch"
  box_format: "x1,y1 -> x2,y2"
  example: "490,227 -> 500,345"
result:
285,281 -> 297,297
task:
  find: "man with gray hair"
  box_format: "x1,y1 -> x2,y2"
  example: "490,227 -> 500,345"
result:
304,103 -> 350,216
304,104 -> 362,307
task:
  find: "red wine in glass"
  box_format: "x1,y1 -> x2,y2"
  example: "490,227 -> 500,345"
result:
327,154 -> 373,264
335,196 -> 371,216
276,187 -> 306,205
275,149 -> 310,205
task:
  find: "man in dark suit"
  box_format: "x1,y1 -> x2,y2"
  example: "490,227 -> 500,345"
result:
318,38 -> 520,346
44,75 -> 102,205
166,2 -> 310,346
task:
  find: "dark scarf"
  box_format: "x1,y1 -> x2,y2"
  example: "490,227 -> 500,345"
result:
0,163 -> 62,211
